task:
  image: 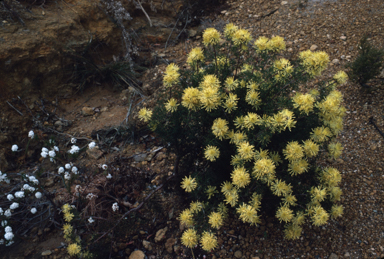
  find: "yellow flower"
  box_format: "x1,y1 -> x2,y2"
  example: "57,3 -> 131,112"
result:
163,63 -> 180,88
234,116 -> 246,129
250,193 -> 262,210
274,58 -> 293,81
288,159 -> 309,176
218,203 -> 228,218
329,186 -> 342,202
181,229 -> 198,248
204,145 -> 220,162
269,151 -> 282,166
253,158 -> 276,179
270,179 -> 292,197
267,35 -> 286,52
245,90 -> 261,107
179,209 -> 194,227
216,56 -> 229,69
64,212 -> 74,222
200,74 -> 220,90
208,211 -> 224,229
237,203 -> 260,225
212,118 -> 229,140
190,201 -> 204,213
230,131 -> 247,145
254,36 -> 269,52
283,194 -> 297,206
284,224 -> 302,240
165,98 -> 179,113
63,224 -> 73,237
292,93 -> 315,115
181,87 -> 200,110
244,112 -> 261,129
283,141 -> 304,161
230,154 -> 243,167
221,181 -> 233,195
199,86 -> 221,111
224,188 -> 238,207
237,141 -> 255,161
205,185 -> 218,199
310,126 -> 332,143
225,76 -> 239,91
292,211 -> 306,226
247,81 -> 259,91
311,206 -> 329,226
328,142 -> 343,159
231,166 -> 251,188
223,93 -> 239,113
321,167 -> 342,187
67,243 -> 81,256
187,47 -> 204,65
302,139 -> 319,157
181,176 -> 197,192
200,232 -> 218,251
203,28 -> 221,47
331,205 -> 344,219
310,186 -> 327,203
232,28 -> 252,48
224,23 -> 238,38
333,71 -> 348,85
138,108 -> 152,122
276,206 -> 294,223
299,50 -> 330,77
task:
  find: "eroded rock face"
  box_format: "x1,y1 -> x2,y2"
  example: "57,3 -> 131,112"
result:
0,0 -> 183,100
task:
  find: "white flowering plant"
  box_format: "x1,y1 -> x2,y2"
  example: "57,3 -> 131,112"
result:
139,23 -> 348,249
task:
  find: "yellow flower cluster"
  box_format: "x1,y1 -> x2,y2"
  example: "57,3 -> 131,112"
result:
310,126 -> 332,143
333,71 -> 348,85
200,231 -> 218,251
63,223 -> 73,240
190,201 -> 204,213
67,243 -> 81,256
224,23 -> 238,38
328,142 -> 343,159
237,203 -> 260,225
138,108 -> 152,123
316,90 -> 345,135
181,176 -> 197,192
292,93 -> 315,115
299,50 -> 329,77
276,205 -> 294,223
224,76 -> 239,91
181,228 -> 198,248
62,204 -> 74,223
254,35 -> 286,53
232,29 -> 252,49
205,185 -> 218,199
208,211 -> 224,229
231,166 -> 251,188
212,118 -> 229,140
274,58 -> 293,82
203,28 -> 221,47
163,63 -> 180,88
187,47 -> 204,66
181,87 -> 200,110
179,208 -> 194,227
165,98 -> 179,113
204,145 -> 220,162
266,109 -> 296,133
223,93 -> 239,113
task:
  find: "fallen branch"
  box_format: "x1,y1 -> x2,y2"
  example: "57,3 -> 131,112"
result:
6,101 -> 23,116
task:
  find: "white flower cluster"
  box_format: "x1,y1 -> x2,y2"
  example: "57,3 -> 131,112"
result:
71,138 -> 77,144
0,171 -> 10,184
28,130 -> 34,139
106,173 -> 112,179
3,225 -> 14,246
88,141 -> 96,149
86,193 -> 97,200
88,217 -> 95,224
11,145 -> 18,152
41,146 -> 59,162
68,145 -> 80,154
58,163 -> 79,180
112,202 -> 119,212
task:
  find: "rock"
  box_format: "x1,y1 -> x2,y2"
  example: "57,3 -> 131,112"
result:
129,250 -> 145,259
165,237 -> 176,253
143,240 -> 152,251
44,178 -> 55,187
340,36 -> 347,40
189,29 -> 197,38
155,226 -> 168,242
281,1 -> 288,5
234,250 -> 242,258
41,250 -> 52,256
344,252 -> 350,257
134,153 -> 147,162
100,107 -> 108,112
287,47 -> 293,52
310,44 -> 318,51
252,257 -> 260,259
54,120 -> 63,127
81,107 -> 95,116
329,253 -> 338,259
86,146 -> 103,160
332,59 -> 340,65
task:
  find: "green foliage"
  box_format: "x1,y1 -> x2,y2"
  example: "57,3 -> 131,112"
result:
347,35 -> 384,87
140,23 -> 346,249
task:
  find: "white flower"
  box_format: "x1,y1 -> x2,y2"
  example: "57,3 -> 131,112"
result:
42,147 -> 49,153
71,138 -> 77,144
4,226 -> 12,233
102,164 -> 108,170
112,202 -> 119,212
49,150 -> 56,158
65,163 -> 71,170
7,194 -> 14,201
58,167 -> 65,174
0,208 -> 3,215
10,203 -> 19,210
88,217 -> 95,224
88,141 -> 96,149
35,192 -> 42,199
0,171 -> 9,183
28,130 -> 34,139
54,146 -> 59,152
71,167 -> 78,174
68,145 -> 80,154
11,145 -> 18,152
15,191 -> 25,198
64,172 -> 71,180
4,232 -> 14,241
31,208 -> 37,214
86,193 -> 97,200
4,209 -> 11,217
23,184 -> 30,190
6,240 -> 14,246
106,173 -> 112,179
1,220 -> 7,227
41,151 -> 48,158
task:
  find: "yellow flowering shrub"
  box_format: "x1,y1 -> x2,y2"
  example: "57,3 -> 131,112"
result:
140,23 -> 347,249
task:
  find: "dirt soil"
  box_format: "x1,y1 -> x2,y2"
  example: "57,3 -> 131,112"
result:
1,0 -> 384,258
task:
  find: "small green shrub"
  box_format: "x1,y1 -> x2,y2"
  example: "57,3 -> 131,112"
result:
139,23 -> 347,251
347,35 -> 384,87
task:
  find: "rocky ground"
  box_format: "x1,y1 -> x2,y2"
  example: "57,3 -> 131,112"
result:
1,0 -> 384,258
